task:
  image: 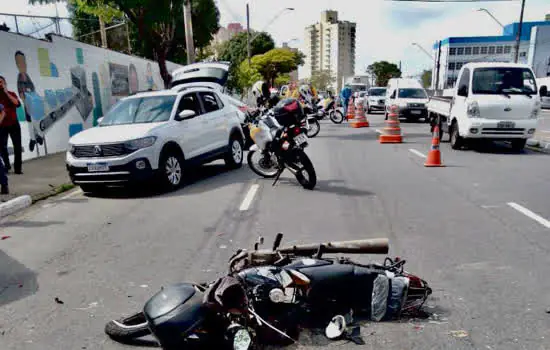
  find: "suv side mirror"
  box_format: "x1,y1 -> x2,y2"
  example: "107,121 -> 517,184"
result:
540,85 -> 548,97
177,109 -> 196,121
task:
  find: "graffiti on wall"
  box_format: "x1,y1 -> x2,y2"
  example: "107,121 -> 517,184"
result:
0,32 -> 180,161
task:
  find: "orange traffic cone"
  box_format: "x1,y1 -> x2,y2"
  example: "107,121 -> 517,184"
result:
379,105 -> 403,143
346,99 -> 355,121
424,125 -> 445,167
350,101 -> 370,128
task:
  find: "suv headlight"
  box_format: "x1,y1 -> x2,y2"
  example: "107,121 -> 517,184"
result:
467,100 -> 480,118
124,136 -> 157,151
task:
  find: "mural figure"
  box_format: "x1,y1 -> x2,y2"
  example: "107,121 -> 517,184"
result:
15,51 -> 43,153
129,64 -> 139,94
146,62 -> 156,90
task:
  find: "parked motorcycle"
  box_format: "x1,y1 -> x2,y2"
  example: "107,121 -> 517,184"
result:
316,96 -> 345,124
247,99 -> 317,190
105,235 -> 432,349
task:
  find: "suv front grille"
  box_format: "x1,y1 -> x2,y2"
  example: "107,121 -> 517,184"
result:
407,103 -> 425,109
73,143 -> 132,158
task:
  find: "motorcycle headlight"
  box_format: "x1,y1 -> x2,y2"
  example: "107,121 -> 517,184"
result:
467,100 -> 480,118
124,136 -> 157,151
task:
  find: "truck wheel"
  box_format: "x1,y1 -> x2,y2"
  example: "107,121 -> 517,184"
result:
450,122 -> 464,150
511,139 -> 526,152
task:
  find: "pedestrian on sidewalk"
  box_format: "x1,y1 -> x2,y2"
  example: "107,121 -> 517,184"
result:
0,76 -> 23,174
0,104 -> 9,194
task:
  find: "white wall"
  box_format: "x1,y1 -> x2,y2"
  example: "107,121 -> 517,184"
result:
0,32 -> 182,162
528,26 -> 550,78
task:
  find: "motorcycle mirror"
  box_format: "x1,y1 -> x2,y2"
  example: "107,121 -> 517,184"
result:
272,233 -> 283,251
325,315 -> 346,340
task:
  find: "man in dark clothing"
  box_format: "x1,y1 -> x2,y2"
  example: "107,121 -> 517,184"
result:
0,104 -> 9,194
0,76 -> 23,174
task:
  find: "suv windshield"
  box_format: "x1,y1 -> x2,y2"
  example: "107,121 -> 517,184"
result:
472,67 -> 537,95
369,88 -> 386,96
101,95 -> 176,126
398,88 -> 427,98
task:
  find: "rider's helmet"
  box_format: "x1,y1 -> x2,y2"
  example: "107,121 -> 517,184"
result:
298,84 -> 313,103
252,80 -> 270,107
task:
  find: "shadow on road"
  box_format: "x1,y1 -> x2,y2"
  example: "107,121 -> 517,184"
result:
85,162 -> 257,200
0,250 -> 38,307
315,180 -> 375,197
471,141 -> 544,155
2,220 -> 64,228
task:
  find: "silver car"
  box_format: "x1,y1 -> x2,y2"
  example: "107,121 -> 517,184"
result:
365,87 -> 387,113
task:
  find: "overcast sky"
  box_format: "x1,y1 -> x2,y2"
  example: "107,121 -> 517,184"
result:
2,0 -> 549,77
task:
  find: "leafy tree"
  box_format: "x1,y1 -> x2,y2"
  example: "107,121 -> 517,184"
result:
367,61 -> 402,87
250,48 -> 302,87
421,69 -> 432,89
310,70 -> 335,91
34,0 -> 220,87
218,32 -> 275,93
274,73 -> 291,87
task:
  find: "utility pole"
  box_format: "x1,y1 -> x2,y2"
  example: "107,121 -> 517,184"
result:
54,3 -> 61,34
183,0 -> 195,64
99,18 -> 107,48
246,3 -> 251,66
435,40 -> 441,94
126,22 -> 132,54
514,0 -> 526,63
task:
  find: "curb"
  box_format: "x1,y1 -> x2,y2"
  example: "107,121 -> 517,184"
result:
0,195 -> 32,218
526,139 -> 550,154
0,183 -> 75,219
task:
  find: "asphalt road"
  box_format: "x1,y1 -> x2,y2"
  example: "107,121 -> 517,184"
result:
1,112 -> 550,350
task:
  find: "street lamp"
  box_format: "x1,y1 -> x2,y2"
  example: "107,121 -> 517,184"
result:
247,6 -> 294,64
412,43 -> 434,60
477,8 -> 504,29
412,42 -> 440,92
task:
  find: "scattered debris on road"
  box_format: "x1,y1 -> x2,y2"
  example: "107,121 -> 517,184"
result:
450,330 -> 469,338
54,297 -> 64,305
1,236 -> 11,240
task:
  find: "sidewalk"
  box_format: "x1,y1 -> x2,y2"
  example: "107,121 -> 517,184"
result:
0,152 -> 72,203
527,110 -> 550,152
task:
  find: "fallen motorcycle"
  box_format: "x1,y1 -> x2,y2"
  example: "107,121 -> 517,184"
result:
105,235 -> 432,349
247,98 -> 317,190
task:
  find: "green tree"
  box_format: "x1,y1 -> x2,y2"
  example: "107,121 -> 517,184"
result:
421,69 -> 432,89
310,70 -> 335,91
274,73 -> 291,87
367,61 -> 402,87
218,32 -> 275,93
251,48 -> 302,87
35,0 -> 220,87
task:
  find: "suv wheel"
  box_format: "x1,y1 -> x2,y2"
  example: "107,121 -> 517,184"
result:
225,135 -> 243,169
159,150 -> 183,190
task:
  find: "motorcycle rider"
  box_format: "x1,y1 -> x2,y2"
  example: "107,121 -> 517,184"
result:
251,80 -> 270,108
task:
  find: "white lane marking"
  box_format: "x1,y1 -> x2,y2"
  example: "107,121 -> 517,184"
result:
239,184 -> 260,211
507,202 -> 550,229
60,189 -> 83,200
409,148 -> 427,159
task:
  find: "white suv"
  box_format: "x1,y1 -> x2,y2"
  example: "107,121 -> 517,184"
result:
66,87 -> 244,193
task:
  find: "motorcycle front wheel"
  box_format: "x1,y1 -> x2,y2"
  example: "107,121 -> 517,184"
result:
306,119 -> 321,138
105,312 -> 151,341
329,110 -> 344,124
294,150 -> 317,190
248,150 -> 279,178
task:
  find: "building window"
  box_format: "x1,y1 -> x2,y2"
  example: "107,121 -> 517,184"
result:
449,47 -> 457,55
448,62 -> 456,70
480,46 -> 488,54
464,47 -> 472,55
496,46 -> 504,54
488,46 -> 495,54
456,47 -> 464,55
456,62 -> 463,70
520,52 -> 527,58
473,47 -> 480,55
504,46 -> 512,54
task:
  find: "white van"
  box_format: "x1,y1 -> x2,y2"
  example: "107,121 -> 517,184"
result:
385,78 -> 429,122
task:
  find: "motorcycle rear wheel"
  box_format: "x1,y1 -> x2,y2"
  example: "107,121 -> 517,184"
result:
105,312 -> 151,341
248,150 -> 279,178
329,110 -> 344,124
295,151 -> 317,190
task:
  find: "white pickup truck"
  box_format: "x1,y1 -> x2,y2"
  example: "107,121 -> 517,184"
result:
427,62 -> 547,151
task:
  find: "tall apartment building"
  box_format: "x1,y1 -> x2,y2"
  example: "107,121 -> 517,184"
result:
303,11 -> 356,91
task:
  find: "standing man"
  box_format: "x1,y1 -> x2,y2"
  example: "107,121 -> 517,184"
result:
0,104 -> 9,194
0,76 -> 23,174
340,85 -> 352,116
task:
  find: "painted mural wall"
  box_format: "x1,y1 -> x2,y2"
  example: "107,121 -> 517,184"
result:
0,32 -> 182,162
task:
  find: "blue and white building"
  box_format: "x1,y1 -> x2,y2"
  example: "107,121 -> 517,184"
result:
431,18 -> 550,90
